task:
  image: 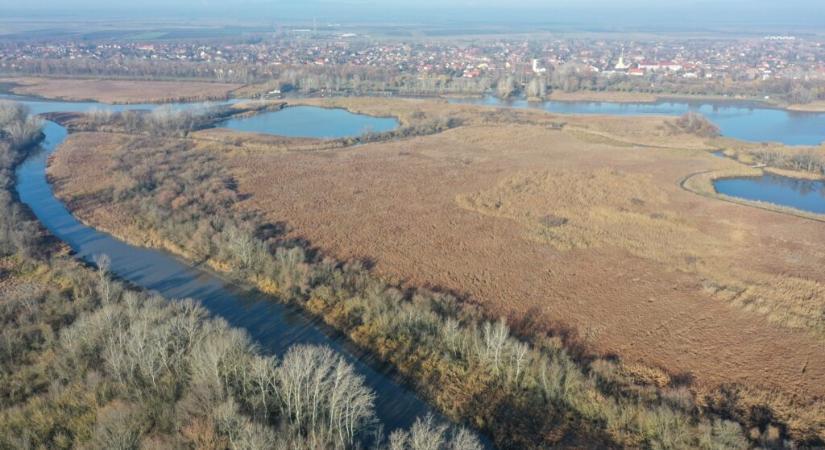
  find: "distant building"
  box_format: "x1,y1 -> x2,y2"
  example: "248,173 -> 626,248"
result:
532,58 -> 547,74
614,49 -> 630,71
638,60 -> 682,72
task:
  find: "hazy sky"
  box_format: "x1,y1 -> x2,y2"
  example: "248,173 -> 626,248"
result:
3,0 -> 824,30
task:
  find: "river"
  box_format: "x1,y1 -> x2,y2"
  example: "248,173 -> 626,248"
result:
9,96 -> 434,437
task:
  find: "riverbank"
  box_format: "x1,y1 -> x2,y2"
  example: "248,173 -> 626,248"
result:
12,114 -> 474,448
786,101 -> 825,113
1,108 -> 459,449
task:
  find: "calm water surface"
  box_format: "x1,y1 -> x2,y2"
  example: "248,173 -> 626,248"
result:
218,105 -> 399,138
449,96 -> 825,146
714,174 -> 825,214
9,95 -> 437,436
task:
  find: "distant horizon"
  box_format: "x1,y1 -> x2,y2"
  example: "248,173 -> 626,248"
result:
2,0 -> 825,33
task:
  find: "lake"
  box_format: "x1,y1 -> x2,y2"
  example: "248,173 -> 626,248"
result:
714,173 -> 825,214
217,105 -> 399,138
449,96 -> 825,146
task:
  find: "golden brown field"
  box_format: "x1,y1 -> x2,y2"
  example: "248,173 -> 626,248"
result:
50,98 -> 825,438
0,77 -> 242,103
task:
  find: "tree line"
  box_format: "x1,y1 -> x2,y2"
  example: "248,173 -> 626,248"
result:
737,147 -> 825,176
0,101 -> 482,449
0,101 -> 46,260
83,102 -> 280,138
7,55 -> 825,105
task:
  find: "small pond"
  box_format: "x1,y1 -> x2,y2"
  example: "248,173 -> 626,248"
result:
714,173 -> 825,214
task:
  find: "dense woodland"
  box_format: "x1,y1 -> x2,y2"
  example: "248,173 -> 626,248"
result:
0,101 -> 482,449
5,57 -> 825,105
52,106 -> 816,449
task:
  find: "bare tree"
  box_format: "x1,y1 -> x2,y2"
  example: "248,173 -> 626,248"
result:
0,101 -> 42,149
449,427 -> 483,450
0,101 -> 28,129
496,76 -> 517,99
246,355 -> 280,421
275,246 -> 309,296
441,318 -> 463,358
387,415 -> 482,450
94,254 -> 112,304
190,320 -> 254,399
88,107 -> 116,127
526,77 -> 547,100
674,112 -> 720,138
277,345 -> 375,447
481,318 -> 509,372
224,224 -> 265,271
91,403 -> 142,450
511,340 -> 530,383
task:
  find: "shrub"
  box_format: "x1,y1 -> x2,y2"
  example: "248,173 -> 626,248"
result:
674,112 -> 720,138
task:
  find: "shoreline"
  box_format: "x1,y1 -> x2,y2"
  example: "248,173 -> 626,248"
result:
545,92 -> 812,111
785,101 -> 825,113
764,166 -> 825,180
682,163 -> 825,222
459,90 -> 825,113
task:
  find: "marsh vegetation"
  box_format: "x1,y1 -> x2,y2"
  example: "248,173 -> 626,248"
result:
44,107 -> 786,449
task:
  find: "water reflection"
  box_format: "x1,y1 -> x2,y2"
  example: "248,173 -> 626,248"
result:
714,173 -> 825,214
